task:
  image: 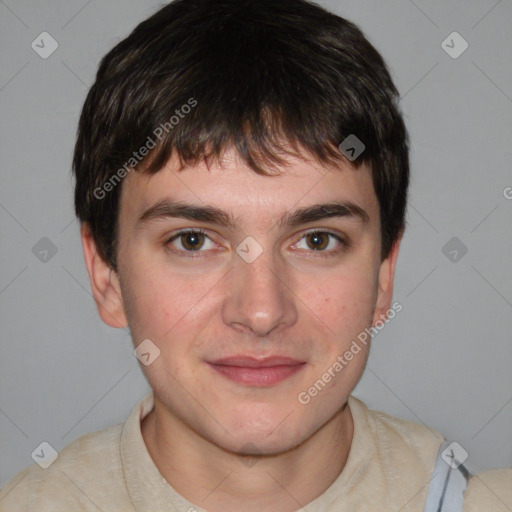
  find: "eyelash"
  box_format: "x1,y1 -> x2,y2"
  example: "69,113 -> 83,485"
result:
165,228 -> 348,259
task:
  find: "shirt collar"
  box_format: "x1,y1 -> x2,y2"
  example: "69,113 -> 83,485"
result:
120,391 -> 373,511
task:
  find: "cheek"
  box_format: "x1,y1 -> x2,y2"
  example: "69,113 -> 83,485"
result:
301,265 -> 378,335
130,276 -> 196,337
122,259 -> 220,353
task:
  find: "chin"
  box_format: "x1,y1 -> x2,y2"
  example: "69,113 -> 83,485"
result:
217,430 -> 309,458
210,410 -> 311,455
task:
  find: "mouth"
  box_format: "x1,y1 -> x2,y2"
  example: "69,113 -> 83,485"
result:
206,356 -> 306,387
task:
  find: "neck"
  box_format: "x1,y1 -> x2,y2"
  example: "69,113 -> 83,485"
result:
141,400 -> 353,512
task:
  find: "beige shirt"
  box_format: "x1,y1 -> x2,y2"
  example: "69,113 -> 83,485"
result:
1,393 -> 510,511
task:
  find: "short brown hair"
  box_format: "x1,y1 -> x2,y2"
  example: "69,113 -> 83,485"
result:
73,0 -> 409,270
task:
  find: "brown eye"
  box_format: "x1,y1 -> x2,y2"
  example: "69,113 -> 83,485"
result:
179,231 -> 206,251
294,230 -> 347,257
166,229 -> 216,255
305,232 -> 330,250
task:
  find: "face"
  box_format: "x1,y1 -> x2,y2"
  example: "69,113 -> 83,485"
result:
83,147 -> 400,455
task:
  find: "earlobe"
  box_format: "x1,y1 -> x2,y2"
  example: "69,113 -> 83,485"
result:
80,223 -> 128,329
372,237 -> 401,325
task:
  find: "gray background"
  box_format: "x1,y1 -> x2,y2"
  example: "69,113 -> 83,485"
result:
1,0 -> 511,488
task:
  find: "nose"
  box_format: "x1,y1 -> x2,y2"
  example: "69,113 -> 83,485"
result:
221,247 -> 298,338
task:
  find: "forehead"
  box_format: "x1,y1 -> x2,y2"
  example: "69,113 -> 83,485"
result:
119,149 -> 378,226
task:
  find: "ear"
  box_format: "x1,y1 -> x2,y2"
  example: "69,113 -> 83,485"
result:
372,237 -> 401,325
81,222 -> 128,329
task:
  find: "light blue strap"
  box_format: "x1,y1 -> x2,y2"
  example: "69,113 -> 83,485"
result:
423,440 -> 471,512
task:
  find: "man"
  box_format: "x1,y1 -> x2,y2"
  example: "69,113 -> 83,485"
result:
1,0 -> 510,510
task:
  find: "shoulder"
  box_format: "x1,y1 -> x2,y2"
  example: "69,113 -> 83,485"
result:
463,469 -> 512,511
349,396 -> 444,467
348,398 -> 512,510
0,423 -> 131,511
344,396 -> 444,509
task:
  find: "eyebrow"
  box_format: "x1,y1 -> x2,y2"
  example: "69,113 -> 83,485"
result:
137,199 -> 369,229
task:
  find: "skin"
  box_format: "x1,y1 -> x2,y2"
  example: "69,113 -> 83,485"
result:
81,146 -> 401,512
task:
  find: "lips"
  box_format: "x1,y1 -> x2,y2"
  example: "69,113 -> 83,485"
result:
207,356 -> 306,386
